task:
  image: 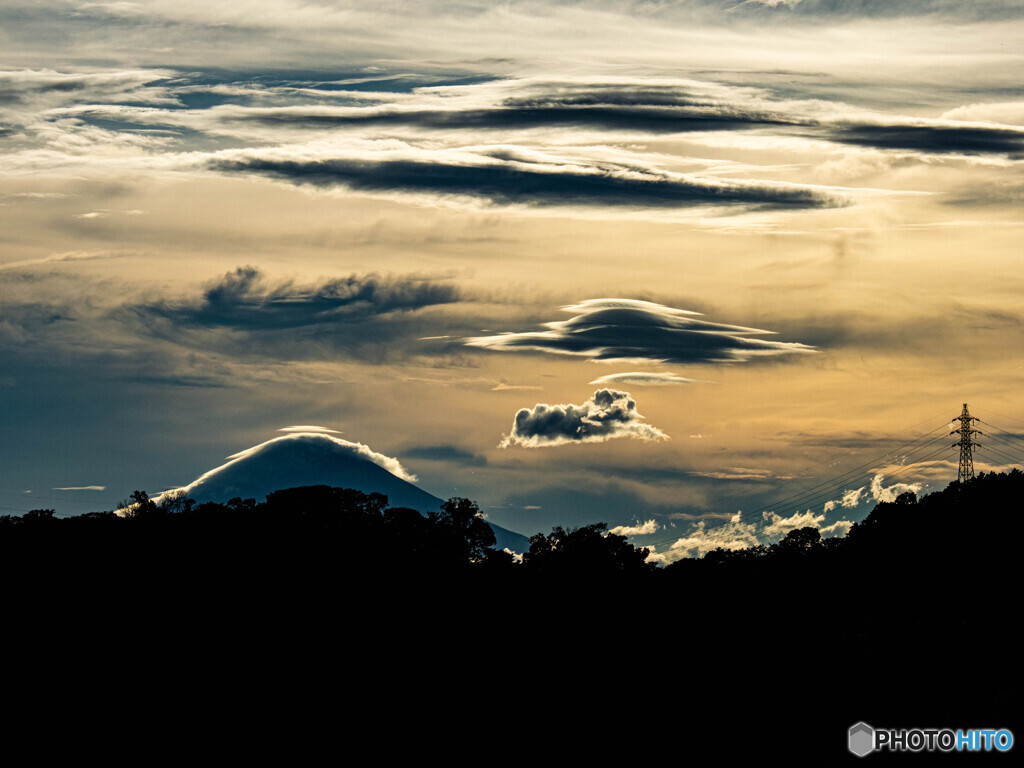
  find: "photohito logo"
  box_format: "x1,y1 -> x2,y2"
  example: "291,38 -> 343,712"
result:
849,723 -> 1014,756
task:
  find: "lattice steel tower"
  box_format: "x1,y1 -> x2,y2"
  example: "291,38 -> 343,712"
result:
952,403 -> 981,483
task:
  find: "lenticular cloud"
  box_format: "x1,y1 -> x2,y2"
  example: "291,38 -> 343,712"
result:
467,298 -> 815,366
500,388 -> 668,448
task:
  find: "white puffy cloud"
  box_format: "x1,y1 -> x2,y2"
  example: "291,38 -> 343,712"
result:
609,519 -> 659,536
820,519 -> 853,538
761,509 -> 824,538
869,473 -> 922,502
648,512 -> 762,561
823,485 -> 865,512
499,388 -> 668,448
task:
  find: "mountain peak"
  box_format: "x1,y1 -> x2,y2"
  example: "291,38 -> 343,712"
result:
164,431 -> 422,505
155,430 -> 531,552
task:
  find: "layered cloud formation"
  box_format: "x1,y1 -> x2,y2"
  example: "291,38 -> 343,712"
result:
500,388 -> 668,448
4,63 -> 1022,219
468,299 -> 816,366
590,372 -> 698,386
3,0 -> 1022,533
220,430 -> 417,483
142,265 -> 459,328
209,152 -> 842,212
128,266 -> 461,363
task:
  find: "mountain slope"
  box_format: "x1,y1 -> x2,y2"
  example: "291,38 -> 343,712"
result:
159,431 -> 531,553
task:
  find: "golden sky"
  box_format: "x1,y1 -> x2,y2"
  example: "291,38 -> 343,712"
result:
2,1 -> 1023,557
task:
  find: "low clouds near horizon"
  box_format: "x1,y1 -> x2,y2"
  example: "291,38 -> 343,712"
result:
650,471 -> 925,562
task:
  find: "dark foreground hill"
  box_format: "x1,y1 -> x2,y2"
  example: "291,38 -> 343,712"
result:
2,472 -> 1019,763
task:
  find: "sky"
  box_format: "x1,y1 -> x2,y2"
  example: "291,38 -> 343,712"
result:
2,0 -> 1023,560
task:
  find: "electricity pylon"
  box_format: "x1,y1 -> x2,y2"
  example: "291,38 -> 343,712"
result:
951,403 -> 981,483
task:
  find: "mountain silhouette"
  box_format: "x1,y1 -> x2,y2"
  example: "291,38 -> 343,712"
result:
158,431 -> 530,553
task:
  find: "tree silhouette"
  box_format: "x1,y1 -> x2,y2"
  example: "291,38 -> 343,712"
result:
430,497 -> 496,564
773,525 -> 821,554
123,490 -> 160,519
522,522 -> 653,578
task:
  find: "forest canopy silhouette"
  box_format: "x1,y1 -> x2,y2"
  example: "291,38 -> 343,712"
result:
3,471 -> 1017,737
4,470 -> 1020,593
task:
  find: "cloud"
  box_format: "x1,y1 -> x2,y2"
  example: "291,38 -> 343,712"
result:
649,505 -> 855,562
941,101 -> 1024,125
827,122 -> 1024,156
499,388 -> 668,448
823,485 -> 865,513
820,519 -> 853,538
732,0 -> 803,8
650,468 -> 935,562
209,153 -> 845,212
13,66 -> 1012,221
0,68 -> 173,114
169,265 -> 459,328
869,473 -> 922,502
468,299 -> 816,366
53,485 -> 106,491
156,432 -> 418,498
0,250 -> 128,272
127,266 -> 463,363
229,432 -> 416,481
402,444 -> 489,467
215,79 -> 798,135
778,0 -> 1024,22
609,519 -> 659,536
693,467 -> 788,481
590,372 -> 698,386
649,513 -> 762,561
490,381 -> 544,391
762,509 -> 824,538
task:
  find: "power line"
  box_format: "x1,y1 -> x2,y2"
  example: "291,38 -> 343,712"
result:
766,442 -> 952,522
720,421 -> 950,523
975,441 -> 1024,470
973,406 -> 1024,430
643,420 -> 955,556
974,420 -> 1024,468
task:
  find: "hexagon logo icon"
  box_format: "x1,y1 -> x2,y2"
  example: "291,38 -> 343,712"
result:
849,722 -> 875,757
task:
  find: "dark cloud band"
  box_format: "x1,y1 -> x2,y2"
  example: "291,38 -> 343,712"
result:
158,265 -> 460,330
209,156 -> 844,211
829,123 -> 1024,156
126,266 -> 463,363
225,99 -> 791,134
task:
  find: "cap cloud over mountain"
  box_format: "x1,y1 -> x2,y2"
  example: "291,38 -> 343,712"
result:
159,430 -> 529,553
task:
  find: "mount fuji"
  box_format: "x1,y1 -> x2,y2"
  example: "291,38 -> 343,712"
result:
156,428 -> 531,553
